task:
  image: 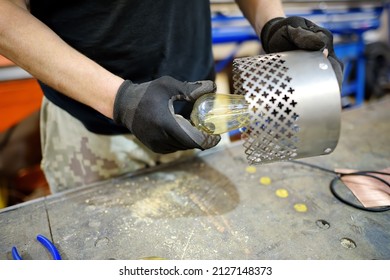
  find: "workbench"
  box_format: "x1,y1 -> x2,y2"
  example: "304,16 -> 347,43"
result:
1,95 -> 389,260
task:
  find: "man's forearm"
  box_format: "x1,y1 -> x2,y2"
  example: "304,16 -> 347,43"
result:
235,0 -> 285,35
0,0 -> 123,118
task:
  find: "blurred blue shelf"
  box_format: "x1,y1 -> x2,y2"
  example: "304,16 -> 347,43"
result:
212,5 -> 386,109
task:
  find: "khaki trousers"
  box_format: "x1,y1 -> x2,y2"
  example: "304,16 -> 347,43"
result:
40,97 -> 195,193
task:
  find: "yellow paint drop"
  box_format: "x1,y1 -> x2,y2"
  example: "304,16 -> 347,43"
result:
260,176 -> 272,185
275,188 -> 289,198
140,256 -> 167,260
294,203 -> 308,212
246,166 -> 256,173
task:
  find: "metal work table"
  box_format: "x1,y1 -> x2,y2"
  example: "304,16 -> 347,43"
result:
1,96 -> 389,260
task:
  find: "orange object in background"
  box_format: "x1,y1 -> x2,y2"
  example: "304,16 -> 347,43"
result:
0,55 -> 48,207
0,79 -> 43,132
0,56 -> 43,132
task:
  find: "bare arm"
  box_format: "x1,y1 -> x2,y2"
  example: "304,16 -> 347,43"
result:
235,0 -> 285,35
0,0 -> 123,118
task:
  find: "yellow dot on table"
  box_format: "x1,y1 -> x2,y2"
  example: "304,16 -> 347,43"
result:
140,256 -> 167,260
275,188 -> 289,198
246,166 -> 257,173
260,176 -> 272,185
294,203 -> 308,212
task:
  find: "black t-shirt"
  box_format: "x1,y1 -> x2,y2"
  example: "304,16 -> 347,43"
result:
30,0 -> 215,134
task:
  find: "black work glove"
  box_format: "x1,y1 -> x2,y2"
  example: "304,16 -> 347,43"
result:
260,16 -> 344,90
113,76 -> 221,154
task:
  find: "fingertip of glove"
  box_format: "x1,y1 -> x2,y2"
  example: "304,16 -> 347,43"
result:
174,115 -> 221,150
187,80 -> 217,98
205,80 -> 217,93
200,133 -> 222,150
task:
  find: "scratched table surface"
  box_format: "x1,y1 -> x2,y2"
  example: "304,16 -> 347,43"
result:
1,96 -> 389,260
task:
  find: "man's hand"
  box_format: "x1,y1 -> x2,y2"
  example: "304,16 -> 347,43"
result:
113,76 -> 221,154
260,16 -> 344,89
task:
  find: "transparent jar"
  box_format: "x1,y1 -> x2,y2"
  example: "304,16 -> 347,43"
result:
190,93 -> 251,135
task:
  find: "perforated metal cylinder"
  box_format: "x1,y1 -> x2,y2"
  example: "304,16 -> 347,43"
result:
232,50 -> 341,164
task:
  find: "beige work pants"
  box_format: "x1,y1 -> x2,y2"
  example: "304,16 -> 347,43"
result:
40,97 -> 195,193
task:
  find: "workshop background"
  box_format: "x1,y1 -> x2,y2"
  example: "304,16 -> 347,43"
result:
1,0 -> 390,261
0,0 -> 389,208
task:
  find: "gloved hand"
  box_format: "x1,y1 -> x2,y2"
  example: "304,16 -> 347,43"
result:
260,16 -> 344,90
113,76 -> 221,154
